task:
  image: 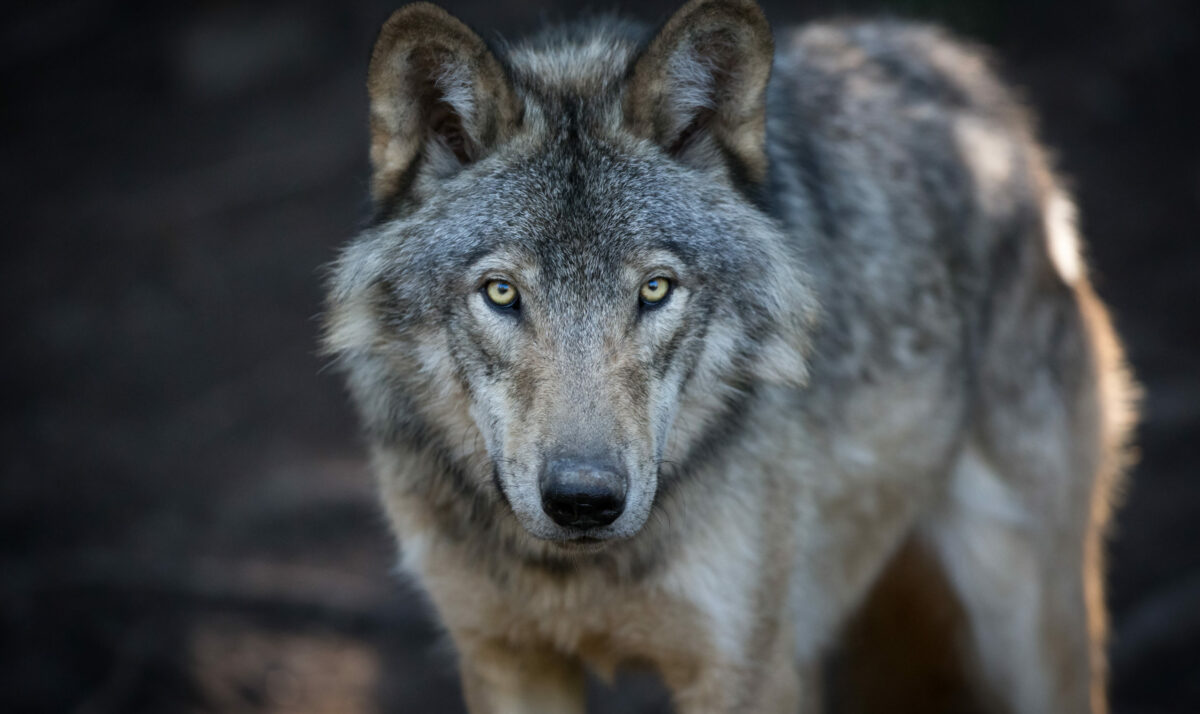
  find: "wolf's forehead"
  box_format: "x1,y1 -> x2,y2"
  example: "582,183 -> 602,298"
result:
474,216 -> 660,284
503,21 -> 645,95
478,166 -> 680,267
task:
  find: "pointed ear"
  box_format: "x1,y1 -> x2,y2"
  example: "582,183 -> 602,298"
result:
366,3 -> 521,203
624,0 -> 773,182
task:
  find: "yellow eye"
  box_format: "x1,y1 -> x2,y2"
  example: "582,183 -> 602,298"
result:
639,277 -> 671,305
484,279 -> 518,308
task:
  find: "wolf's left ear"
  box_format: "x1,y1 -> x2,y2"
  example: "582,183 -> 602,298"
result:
625,0 -> 773,182
367,3 -> 520,202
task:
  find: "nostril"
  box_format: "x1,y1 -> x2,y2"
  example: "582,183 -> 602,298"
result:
539,459 -> 627,529
542,485 -> 624,528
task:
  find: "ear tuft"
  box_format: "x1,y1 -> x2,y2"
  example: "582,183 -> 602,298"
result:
625,0 -> 774,182
367,3 -> 520,203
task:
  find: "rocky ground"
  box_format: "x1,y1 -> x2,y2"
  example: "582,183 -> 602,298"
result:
2,1 -> 1197,712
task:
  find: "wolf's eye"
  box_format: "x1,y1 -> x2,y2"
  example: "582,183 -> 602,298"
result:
639,277 -> 671,306
484,279 -> 519,309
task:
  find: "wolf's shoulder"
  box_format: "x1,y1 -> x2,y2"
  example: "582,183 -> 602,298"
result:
765,17 -> 1041,237
764,19 -> 1057,393
772,19 -> 1025,127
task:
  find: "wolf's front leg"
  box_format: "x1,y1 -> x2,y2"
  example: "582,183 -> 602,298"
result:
457,641 -> 585,714
663,628 -> 816,714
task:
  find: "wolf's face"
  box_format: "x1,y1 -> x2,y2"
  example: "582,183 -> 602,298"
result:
437,164 -> 722,543
326,0 -> 816,547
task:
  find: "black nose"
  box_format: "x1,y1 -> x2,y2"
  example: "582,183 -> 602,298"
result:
539,459 -> 627,529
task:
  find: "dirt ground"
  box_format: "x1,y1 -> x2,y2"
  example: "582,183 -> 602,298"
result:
2,1 -> 1197,712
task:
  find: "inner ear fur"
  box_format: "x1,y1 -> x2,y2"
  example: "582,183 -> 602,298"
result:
366,3 -> 520,202
624,0 -> 774,182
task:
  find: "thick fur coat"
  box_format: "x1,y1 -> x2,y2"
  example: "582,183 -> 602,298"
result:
324,1 -> 1137,711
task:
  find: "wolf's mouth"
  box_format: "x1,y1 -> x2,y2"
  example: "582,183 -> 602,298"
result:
550,536 -> 610,553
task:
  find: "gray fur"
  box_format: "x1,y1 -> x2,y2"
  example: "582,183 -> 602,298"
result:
325,2 -> 1136,712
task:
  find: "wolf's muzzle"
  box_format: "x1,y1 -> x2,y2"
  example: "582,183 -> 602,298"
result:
539,459 -> 627,529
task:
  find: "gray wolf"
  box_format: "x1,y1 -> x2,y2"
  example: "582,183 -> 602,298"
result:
323,1 -> 1137,711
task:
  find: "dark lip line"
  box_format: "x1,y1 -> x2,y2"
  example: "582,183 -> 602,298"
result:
548,537 -> 612,553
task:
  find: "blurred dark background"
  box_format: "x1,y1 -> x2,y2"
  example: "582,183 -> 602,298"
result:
2,0 -> 1197,712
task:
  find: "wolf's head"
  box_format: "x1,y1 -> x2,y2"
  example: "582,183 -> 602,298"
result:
326,0 -> 816,548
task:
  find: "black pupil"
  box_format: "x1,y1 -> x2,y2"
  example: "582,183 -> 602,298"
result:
495,283 -> 509,295
647,280 -> 658,292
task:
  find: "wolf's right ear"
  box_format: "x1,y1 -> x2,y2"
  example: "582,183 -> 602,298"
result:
366,3 -> 520,203
625,0 -> 773,183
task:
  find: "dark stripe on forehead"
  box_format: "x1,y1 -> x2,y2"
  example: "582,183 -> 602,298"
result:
649,235 -> 701,265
